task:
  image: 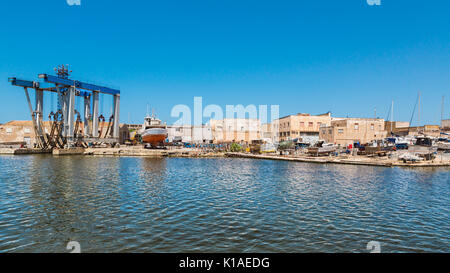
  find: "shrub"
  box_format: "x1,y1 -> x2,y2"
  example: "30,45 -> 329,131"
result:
230,143 -> 242,152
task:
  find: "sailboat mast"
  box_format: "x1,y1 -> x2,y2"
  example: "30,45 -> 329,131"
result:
442,96 -> 445,128
390,100 -> 394,134
418,91 -> 421,127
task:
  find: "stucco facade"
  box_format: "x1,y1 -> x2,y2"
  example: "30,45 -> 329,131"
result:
320,118 -> 387,146
209,118 -> 261,143
274,112 -> 332,143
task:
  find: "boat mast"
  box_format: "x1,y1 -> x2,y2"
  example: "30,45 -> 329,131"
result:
390,100 -> 394,135
418,91 -> 421,127
442,96 -> 445,128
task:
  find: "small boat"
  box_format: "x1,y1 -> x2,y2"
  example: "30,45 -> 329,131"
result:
437,141 -> 450,152
139,114 -> 168,147
408,136 -> 437,160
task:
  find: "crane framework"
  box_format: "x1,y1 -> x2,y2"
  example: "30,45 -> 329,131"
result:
8,67 -> 120,149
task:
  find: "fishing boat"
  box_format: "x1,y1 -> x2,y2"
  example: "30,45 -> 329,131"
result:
139,114 -> 168,147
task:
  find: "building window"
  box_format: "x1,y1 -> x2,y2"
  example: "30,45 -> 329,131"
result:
354,123 -> 359,130
6,128 -> 12,133
338,129 -> 344,134
308,122 -> 313,127
370,124 -> 374,130
328,130 -> 332,134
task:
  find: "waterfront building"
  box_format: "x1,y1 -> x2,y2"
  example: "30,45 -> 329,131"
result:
441,119 -> 450,134
209,118 -> 261,144
384,121 -> 410,134
0,120 -> 51,147
167,125 -> 193,143
167,124 -> 212,143
390,124 -> 441,138
274,112 -> 332,143
192,125 -> 213,143
0,120 -> 133,146
260,123 -> 278,143
320,118 -> 386,146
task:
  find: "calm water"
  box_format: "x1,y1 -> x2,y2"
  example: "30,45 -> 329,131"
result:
0,155 -> 448,253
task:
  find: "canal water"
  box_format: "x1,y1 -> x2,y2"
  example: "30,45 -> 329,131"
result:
0,155 -> 448,253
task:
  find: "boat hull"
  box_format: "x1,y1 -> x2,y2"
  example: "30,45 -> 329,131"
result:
141,128 -> 167,145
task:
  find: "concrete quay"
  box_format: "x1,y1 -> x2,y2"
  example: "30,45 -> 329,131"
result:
225,152 -> 450,168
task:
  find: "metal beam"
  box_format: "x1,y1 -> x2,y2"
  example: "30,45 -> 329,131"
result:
112,94 -> 120,139
84,96 -> 91,136
67,87 -> 76,141
35,89 -> 44,132
8,78 -> 37,88
39,74 -> 120,95
92,91 -> 100,137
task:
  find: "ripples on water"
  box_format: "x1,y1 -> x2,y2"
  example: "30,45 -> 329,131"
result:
0,155 -> 448,253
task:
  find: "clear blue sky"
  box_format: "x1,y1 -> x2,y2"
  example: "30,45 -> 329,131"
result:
0,0 -> 448,125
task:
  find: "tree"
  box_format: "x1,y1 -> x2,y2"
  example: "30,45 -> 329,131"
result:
230,143 -> 242,152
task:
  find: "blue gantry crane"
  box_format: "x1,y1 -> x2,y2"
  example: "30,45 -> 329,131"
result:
8,65 -> 120,149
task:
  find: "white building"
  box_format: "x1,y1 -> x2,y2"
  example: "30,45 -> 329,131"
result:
167,124 -> 213,143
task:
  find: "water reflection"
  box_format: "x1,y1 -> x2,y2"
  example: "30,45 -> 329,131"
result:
0,155 -> 448,253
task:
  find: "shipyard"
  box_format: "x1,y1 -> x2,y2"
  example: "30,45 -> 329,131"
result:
1,0 -> 449,259
0,74 -> 448,168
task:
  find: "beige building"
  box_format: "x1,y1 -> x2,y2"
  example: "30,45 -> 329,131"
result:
320,118 -> 387,146
384,121 -> 410,134
0,120 -> 42,147
260,123 -> 277,143
441,119 -> 450,133
274,112 -> 332,143
390,124 -> 441,138
0,120 -> 133,146
209,118 -> 261,143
